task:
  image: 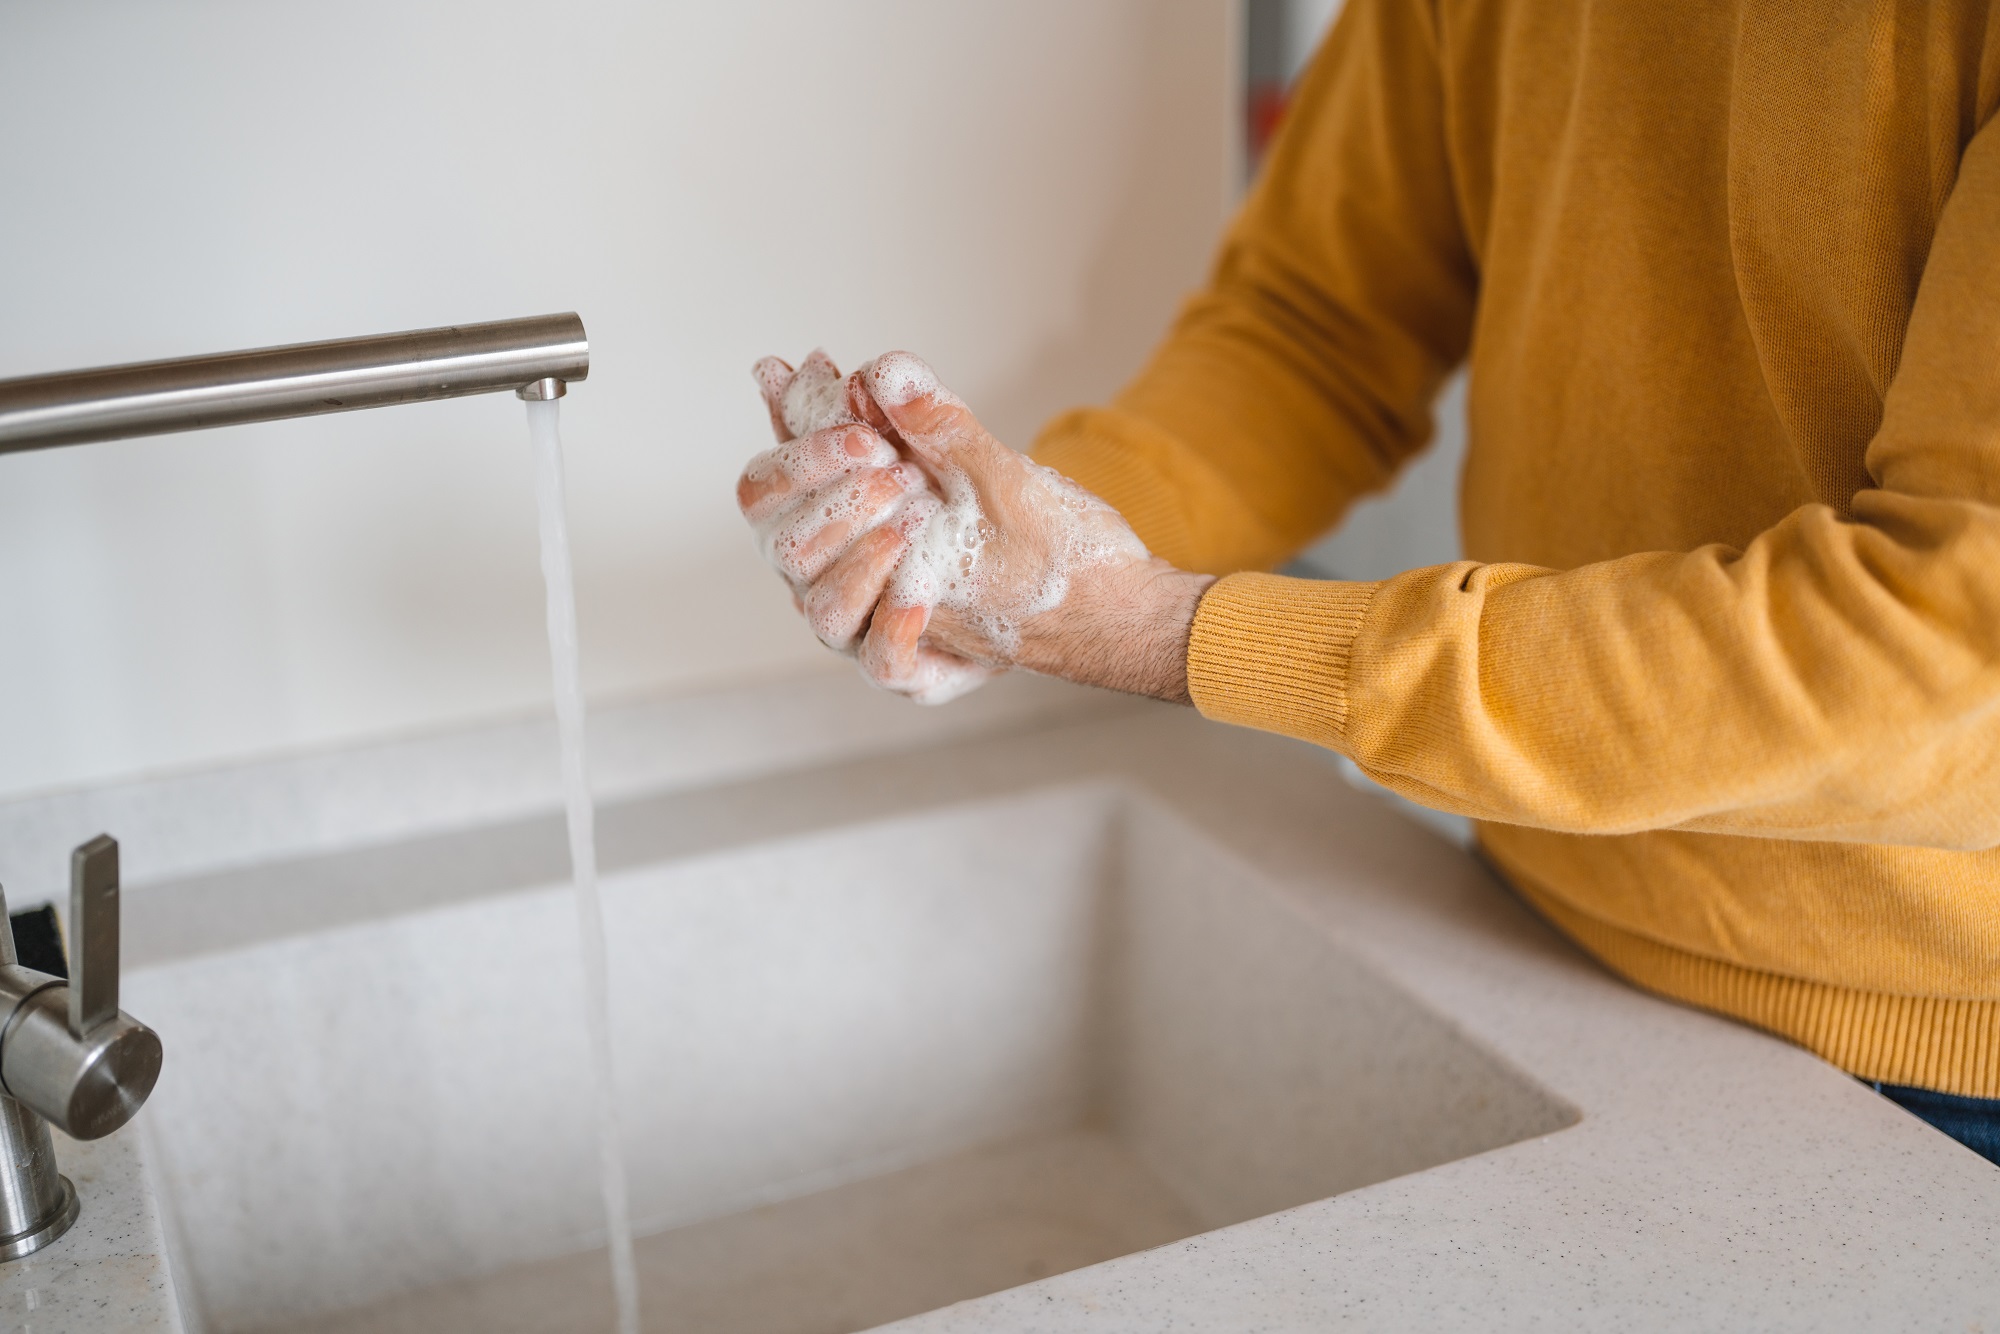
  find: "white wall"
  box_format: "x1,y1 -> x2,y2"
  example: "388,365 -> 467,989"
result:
0,1 -> 1235,800
1283,0 -> 1347,76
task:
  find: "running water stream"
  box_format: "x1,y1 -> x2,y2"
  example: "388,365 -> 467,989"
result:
527,397 -> 642,1334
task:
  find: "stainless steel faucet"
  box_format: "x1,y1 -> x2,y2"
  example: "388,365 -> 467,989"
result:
0,312 -> 589,453
0,837 -> 161,1258
0,311 -> 592,1256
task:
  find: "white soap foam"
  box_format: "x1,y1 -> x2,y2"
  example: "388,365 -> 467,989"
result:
884,484 -> 984,609
751,349 -> 1144,703
858,352 -> 1145,659
757,447 -> 923,587
860,348 -> 952,415
779,348 -> 857,439
760,360 -> 989,703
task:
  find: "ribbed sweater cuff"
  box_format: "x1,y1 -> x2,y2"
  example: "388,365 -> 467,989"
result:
1187,572 -> 1381,750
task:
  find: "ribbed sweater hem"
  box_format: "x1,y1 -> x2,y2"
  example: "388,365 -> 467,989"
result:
1501,859 -> 2000,1099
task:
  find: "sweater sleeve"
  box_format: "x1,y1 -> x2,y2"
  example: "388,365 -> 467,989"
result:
1191,115 -> 2000,851
1031,0 -> 1476,576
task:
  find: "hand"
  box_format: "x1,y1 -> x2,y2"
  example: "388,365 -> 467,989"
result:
737,350 -> 992,703
736,350 -> 1213,704
847,352 -> 1213,701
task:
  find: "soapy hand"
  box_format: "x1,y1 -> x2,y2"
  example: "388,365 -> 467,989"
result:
736,349 -> 992,703
736,350 -> 1212,704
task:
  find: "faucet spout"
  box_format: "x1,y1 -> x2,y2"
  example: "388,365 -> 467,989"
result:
0,312 -> 589,454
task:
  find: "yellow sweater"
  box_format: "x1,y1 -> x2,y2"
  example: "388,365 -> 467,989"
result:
1034,0 -> 2000,1097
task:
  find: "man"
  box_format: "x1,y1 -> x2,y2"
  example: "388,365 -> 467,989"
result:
736,0 -> 2000,1162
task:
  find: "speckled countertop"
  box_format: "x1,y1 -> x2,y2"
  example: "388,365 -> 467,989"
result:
878,713 -> 2000,1331
0,1130 -> 182,1334
0,674 -> 1994,1331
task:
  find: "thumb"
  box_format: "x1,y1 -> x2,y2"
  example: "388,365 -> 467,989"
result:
853,352 -> 1010,485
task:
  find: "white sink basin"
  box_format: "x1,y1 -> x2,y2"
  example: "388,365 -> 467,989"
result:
11,683 -> 1989,1331
127,762 -> 1573,1333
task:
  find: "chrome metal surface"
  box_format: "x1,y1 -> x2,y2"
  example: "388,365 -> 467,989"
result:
0,1175 -> 78,1262
0,1094 -> 57,1236
0,895 -> 75,1262
1,986 -> 160,1141
0,1098 -> 72,1261
0,841 -> 164,1142
516,375 -> 567,401
0,312 -> 589,453
69,836 -> 118,1038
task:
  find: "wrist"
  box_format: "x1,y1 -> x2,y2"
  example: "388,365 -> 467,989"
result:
1131,566 -> 1215,704
1020,561 -> 1213,704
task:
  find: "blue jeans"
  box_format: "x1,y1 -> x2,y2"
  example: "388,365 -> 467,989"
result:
1870,1081 -> 2000,1166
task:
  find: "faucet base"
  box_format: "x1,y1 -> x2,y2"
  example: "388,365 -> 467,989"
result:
0,1175 -> 76,1262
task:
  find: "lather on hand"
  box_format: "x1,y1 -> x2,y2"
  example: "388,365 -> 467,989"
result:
735,350 -> 1212,705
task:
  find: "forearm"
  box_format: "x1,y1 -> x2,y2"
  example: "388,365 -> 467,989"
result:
1012,562 -> 1214,705
1189,494 -> 2000,848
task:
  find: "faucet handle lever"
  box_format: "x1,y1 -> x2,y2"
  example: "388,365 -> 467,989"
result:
68,836 -> 119,1038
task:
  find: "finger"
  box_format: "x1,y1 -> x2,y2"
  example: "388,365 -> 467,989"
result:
857,600 -> 930,690
736,446 -> 794,517
902,650 -> 994,705
787,423 -> 900,486
803,524 -> 906,652
777,347 -> 857,439
767,464 -> 925,584
736,425 -> 899,521
752,356 -> 796,442
854,351 -> 1009,477
847,371 -> 893,435
856,627 -> 991,703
